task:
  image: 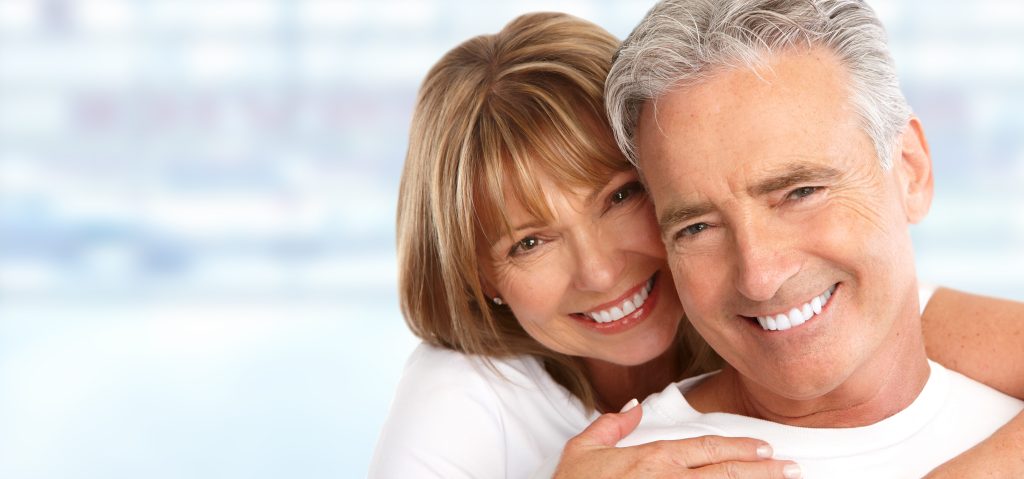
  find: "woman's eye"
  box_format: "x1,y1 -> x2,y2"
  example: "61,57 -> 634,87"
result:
509,236 -> 541,256
610,181 -> 645,205
787,186 -> 820,201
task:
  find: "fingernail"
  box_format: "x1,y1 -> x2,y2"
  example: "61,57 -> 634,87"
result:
783,464 -> 802,479
756,444 -> 773,458
619,398 -> 639,413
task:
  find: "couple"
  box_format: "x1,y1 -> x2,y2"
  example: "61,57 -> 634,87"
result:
372,1 -> 1024,477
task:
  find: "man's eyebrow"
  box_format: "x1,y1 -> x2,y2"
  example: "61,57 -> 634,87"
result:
658,201 -> 715,235
748,164 -> 842,197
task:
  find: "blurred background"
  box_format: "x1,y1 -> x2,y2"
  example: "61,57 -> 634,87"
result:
0,0 -> 1021,477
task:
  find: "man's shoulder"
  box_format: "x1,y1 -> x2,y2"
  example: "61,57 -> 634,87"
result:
618,371 -> 725,447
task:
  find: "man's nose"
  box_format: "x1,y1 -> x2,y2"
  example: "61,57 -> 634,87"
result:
731,218 -> 800,302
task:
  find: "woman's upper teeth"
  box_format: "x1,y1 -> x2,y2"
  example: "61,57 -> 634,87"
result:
586,278 -> 654,323
756,284 -> 836,332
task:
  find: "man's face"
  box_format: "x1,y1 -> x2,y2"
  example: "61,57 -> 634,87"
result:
635,47 -> 933,401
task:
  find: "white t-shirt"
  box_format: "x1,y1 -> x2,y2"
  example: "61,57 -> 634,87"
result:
369,284 -> 943,478
368,344 -> 596,478
618,361 -> 1024,479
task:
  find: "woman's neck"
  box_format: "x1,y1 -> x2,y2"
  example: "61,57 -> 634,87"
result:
583,346 -> 682,413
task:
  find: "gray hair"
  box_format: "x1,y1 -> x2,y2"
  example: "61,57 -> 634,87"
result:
606,0 -> 911,169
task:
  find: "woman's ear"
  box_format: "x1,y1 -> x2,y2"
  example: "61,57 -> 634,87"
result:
895,117 -> 934,224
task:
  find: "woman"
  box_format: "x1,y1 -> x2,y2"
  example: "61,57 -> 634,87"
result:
370,12 -> 1024,478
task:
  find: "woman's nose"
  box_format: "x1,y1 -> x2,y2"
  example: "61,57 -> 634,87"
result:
571,230 -> 626,293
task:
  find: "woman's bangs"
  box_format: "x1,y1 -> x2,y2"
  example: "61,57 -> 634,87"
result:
472,83 -> 632,249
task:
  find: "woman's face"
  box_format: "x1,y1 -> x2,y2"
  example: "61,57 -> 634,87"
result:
481,169 -> 684,366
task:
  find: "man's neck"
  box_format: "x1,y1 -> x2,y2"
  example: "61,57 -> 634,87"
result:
685,319 -> 931,428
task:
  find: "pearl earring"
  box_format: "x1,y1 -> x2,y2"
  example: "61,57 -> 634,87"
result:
492,297 -> 504,306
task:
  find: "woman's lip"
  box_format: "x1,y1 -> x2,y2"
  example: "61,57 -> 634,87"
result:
577,271 -> 658,315
571,275 -> 662,334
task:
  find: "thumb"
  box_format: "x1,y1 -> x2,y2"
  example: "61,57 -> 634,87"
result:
575,398 -> 643,448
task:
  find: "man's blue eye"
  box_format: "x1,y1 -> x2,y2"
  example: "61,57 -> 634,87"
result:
788,186 -> 819,200
681,223 -> 708,237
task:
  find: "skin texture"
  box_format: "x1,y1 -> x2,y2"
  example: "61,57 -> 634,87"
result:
921,288 -> 1024,477
636,46 -> 936,426
480,170 -> 686,409
477,50 -> 1023,477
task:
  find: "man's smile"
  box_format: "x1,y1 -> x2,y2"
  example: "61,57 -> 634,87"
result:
743,284 -> 838,332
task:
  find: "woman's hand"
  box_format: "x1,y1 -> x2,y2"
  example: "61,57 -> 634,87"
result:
552,402 -> 802,478
922,410 -> 1024,478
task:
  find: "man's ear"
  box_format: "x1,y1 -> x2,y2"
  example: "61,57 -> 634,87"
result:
895,117 -> 934,224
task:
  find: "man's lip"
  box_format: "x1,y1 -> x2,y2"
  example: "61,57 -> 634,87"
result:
576,272 -> 658,315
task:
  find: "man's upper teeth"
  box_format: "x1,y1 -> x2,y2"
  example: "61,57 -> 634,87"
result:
587,278 -> 654,323
756,284 -> 836,332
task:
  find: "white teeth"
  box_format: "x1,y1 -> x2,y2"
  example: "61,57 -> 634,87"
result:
788,308 -> 805,328
753,285 -> 836,332
775,313 -> 792,330
582,277 -> 656,324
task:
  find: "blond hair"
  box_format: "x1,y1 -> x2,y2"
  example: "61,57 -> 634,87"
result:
397,12 -> 718,411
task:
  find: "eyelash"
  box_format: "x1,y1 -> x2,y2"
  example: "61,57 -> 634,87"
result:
506,181 -> 646,258
610,180 -> 643,202
607,181 -> 646,211
673,186 -> 823,241
508,236 -> 543,257
787,186 -> 821,202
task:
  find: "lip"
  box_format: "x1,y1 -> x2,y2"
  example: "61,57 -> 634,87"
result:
570,272 -> 663,334
741,283 -> 840,333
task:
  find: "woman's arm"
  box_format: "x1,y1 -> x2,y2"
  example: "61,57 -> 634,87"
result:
920,287 -> 1024,478
546,403 -> 799,479
922,287 -> 1024,398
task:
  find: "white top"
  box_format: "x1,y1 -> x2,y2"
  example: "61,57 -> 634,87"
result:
369,284 -> 943,478
617,361 -> 1023,478
368,344 -> 596,478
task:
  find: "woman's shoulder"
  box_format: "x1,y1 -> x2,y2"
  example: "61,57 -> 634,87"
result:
369,343 -> 590,478
401,342 -> 549,389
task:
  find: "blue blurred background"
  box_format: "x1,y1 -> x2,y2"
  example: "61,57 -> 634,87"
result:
0,1 -> 1021,477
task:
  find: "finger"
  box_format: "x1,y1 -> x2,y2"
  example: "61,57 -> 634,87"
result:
692,459 -> 802,479
571,401 -> 644,448
654,435 -> 775,468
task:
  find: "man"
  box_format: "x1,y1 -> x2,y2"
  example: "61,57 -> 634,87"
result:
600,0 -> 1023,477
